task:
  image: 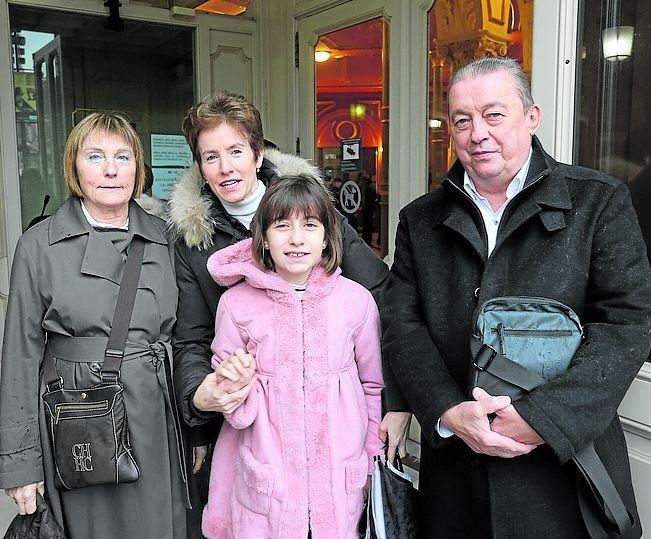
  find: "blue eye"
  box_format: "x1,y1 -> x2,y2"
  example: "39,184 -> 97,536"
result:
454,118 -> 469,128
204,154 -> 217,163
116,154 -> 131,162
88,153 -> 104,162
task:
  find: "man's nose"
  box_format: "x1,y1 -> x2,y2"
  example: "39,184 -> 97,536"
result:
470,118 -> 490,144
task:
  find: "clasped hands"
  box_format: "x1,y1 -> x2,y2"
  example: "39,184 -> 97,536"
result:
440,387 -> 544,458
192,348 -> 257,415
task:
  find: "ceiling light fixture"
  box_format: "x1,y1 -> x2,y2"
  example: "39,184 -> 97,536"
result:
314,50 -> 331,63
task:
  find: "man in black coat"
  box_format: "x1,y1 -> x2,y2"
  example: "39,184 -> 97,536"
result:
381,57 -> 651,537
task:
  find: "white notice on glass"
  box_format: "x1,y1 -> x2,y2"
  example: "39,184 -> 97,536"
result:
151,134 -> 193,167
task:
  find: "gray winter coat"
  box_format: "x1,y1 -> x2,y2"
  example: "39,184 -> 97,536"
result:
0,197 -> 188,539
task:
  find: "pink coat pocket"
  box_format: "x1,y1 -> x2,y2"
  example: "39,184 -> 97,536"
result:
345,453 -> 369,492
235,445 -> 275,515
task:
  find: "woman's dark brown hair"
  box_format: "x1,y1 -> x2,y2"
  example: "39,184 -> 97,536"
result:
182,90 -> 264,164
252,175 -> 342,274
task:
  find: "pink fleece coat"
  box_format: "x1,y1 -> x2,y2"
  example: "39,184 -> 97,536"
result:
201,239 -> 384,539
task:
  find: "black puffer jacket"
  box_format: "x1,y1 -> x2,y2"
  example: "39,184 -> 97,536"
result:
167,149 -> 393,442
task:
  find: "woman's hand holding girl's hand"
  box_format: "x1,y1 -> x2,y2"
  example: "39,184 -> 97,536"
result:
194,349 -> 257,413
5,481 -> 44,515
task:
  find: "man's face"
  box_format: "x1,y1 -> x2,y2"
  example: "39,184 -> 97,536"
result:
448,70 -> 541,187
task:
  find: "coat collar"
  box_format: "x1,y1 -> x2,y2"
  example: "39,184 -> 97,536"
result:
207,238 -> 340,304
48,197 -> 167,285
436,136 -> 573,260
48,196 -> 168,246
167,148 -> 325,251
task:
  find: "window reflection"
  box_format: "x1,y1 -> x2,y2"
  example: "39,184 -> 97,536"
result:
427,0 -> 534,191
575,0 -> 651,269
10,6 -> 195,230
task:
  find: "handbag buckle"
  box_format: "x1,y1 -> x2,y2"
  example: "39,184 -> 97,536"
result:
46,376 -> 64,392
100,370 -> 120,382
474,344 -> 497,371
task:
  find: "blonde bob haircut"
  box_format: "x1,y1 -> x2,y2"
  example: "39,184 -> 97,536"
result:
63,112 -> 145,199
252,175 -> 342,275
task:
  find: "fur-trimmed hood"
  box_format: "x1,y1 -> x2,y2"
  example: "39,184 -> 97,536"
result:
206,238 -> 340,300
167,148 -> 323,251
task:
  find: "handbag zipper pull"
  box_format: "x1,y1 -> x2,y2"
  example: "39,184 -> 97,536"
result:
55,406 -> 61,425
497,323 -> 506,355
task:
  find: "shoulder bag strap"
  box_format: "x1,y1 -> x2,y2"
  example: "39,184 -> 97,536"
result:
470,337 -> 547,392
573,442 -> 634,539
101,236 -> 145,380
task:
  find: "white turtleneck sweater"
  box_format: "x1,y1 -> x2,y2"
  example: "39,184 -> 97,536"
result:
220,181 -> 266,230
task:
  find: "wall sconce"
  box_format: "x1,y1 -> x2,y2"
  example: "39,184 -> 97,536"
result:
429,118 -> 442,129
314,50 -> 331,63
602,26 -> 634,61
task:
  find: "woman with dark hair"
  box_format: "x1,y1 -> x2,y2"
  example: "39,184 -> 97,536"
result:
202,175 -> 383,538
167,91 -> 409,492
0,113 -> 188,538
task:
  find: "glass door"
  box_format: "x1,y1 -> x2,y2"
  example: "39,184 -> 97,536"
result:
313,18 -> 389,258
9,5 -> 196,230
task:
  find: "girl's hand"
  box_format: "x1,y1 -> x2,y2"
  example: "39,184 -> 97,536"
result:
5,482 -> 44,515
215,348 -> 256,390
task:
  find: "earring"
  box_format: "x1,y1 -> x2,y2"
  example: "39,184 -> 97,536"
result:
263,242 -> 269,249
256,167 -> 260,174
322,242 -> 327,249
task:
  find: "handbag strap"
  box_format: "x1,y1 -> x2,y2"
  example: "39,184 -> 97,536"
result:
470,338 -> 547,392
573,442 -> 634,539
42,236 -> 146,388
102,236 -> 145,379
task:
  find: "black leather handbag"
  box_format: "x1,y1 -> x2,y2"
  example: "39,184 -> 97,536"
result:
41,237 -> 144,490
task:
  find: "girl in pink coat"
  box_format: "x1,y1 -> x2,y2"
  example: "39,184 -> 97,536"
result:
202,175 -> 384,539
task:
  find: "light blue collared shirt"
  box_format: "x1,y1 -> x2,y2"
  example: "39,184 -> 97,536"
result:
462,149 -> 532,256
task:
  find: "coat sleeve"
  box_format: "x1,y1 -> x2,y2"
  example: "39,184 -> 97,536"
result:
338,213 -> 409,412
353,293 -> 385,473
172,243 -> 221,444
212,297 -> 260,430
381,209 -> 467,447
0,238 -> 46,488
513,183 -> 651,463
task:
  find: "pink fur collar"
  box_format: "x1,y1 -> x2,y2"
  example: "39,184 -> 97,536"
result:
206,238 -> 340,299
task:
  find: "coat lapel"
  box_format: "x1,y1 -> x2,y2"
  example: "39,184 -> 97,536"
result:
494,139 -> 572,253
439,161 -> 488,262
49,197 -> 168,285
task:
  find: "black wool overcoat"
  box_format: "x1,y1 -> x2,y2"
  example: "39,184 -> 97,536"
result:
381,137 -> 651,538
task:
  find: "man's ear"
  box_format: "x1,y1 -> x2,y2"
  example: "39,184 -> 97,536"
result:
528,104 -> 542,135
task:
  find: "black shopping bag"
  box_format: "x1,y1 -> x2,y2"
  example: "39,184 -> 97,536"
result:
363,456 -> 419,539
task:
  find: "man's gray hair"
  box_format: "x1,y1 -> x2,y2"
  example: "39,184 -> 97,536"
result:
449,57 -> 534,111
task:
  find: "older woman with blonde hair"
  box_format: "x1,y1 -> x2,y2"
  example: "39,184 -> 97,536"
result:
0,112 -> 188,538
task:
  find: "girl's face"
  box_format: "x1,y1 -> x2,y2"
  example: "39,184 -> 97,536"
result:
264,213 -> 325,285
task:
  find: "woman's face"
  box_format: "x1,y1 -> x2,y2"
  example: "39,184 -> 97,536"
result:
265,213 -> 325,285
197,123 -> 263,203
76,130 -> 136,216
